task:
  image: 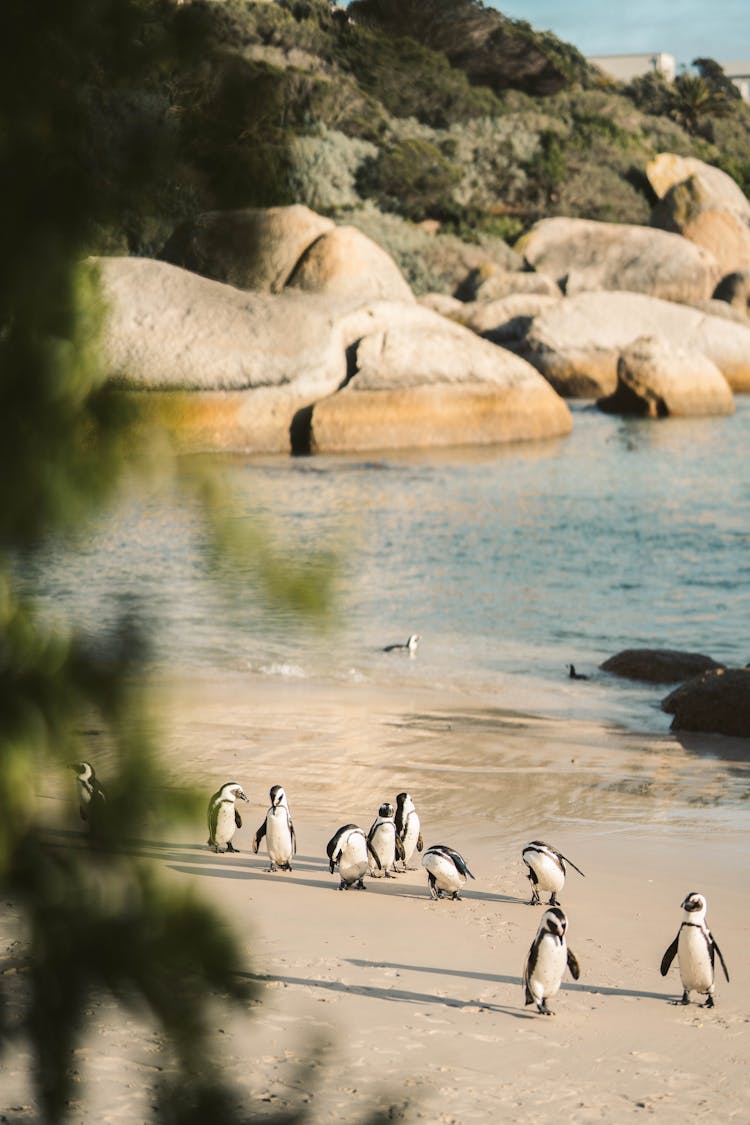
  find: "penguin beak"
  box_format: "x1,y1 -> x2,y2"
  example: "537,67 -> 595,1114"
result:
238,790 -> 249,802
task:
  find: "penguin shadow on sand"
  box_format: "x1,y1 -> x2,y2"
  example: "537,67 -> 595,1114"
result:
167,851 -> 336,893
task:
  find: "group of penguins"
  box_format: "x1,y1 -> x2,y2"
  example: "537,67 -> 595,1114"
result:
71,761 -> 730,1017
204,776 -> 731,1017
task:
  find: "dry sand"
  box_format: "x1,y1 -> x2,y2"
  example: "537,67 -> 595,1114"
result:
2,671 -> 749,1123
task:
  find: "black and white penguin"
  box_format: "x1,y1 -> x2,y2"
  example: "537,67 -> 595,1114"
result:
367,802 -> 404,877
252,784 -> 296,871
523,905 -> 580,1015
383,633 -> 420,655
567,664 -> 589,680
207,781 -> 249,853
422,844 -> 475,900
70,761 -> 106,827
394,791 -> 423,870
326,824 -> 381,890
522,840 -> 585,906
660,891 -> 730,1008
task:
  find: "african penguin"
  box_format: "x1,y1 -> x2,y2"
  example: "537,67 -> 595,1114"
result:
383,633 -> 420,655
367,802 -> 404,877
207,781 -> 249,853
326,824 -> 381,890
422,844 -> 475,900
523,905 -> 580,1015
252,784 -> 296,871
660,891 -> 730,1008
522,840 -> 585,906
70,761 -> 106,828
395,791 -> 423,870
567,664 -> 589,680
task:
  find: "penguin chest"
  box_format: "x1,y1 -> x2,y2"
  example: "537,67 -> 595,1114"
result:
401,814 -> 420,861
370,824 -> 396,869
678,927 -> 713,992
530,935 -> 567,998
266,809 -> 293,862
526,852 -> 564,894
423,852 -> 464,893
339,838 -> 368,884
213,801 -> 237,845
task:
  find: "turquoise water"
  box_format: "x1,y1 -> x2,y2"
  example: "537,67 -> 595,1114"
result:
32,400 -> 750,734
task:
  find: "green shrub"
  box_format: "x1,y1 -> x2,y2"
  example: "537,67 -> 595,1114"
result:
356,137 -> 464,220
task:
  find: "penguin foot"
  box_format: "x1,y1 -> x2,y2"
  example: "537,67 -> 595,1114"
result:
675,991 -> 690,1006
548,894 -> 558,906
226,842 -> 239,853
269,864 -> 278,872
527,896 -> 540,906
537,1002 -> 554,1016
355,879 -> 366,890
703,995 -> 715,1009
451,892 -> 462,901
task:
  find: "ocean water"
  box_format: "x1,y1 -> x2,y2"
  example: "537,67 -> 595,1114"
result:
30,400 -> 750,735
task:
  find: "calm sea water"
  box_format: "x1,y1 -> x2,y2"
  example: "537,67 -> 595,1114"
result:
32,400 -> 750,735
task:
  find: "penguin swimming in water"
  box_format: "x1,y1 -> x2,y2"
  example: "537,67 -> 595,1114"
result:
207,781 -> 249,853
522,840 -> 585,906
567,664 -> 589,680
422,844 -> 475,900
326,824 -> 382,890
395,791 -> 424,870
252,784 -> 296,871
660,891 -> 729,1008
367,802 -> 404,877
70,761 -> 106,828
523,906 -> 580,1015
383,633 -> 420,655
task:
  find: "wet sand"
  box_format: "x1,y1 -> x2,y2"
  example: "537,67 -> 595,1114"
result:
2,671 -> 749,1123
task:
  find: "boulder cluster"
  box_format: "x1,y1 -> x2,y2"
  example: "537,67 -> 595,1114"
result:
98,153 -> 750,455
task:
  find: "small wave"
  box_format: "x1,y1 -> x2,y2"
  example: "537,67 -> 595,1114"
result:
259,662 -> 307,679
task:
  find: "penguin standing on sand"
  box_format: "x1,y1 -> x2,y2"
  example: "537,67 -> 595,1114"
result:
367,802 -> 404,877
327,824 -> 381,890
252,784 -> 296,871
383,634 -> 420,655
522,840 -> 585,906
207,781 -> 249,853
70,761 -> 106,827
523,906 -> 580,1015
422,844 -> 475,900
395,791 -> 424,870
660,891 -> 730,1008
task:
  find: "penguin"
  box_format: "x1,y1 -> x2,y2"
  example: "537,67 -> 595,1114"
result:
523,906 -> 580,1015
367,802 -> 404,877
422,844 -> 475,900
660,891 -> 730,1008
326,824 -> 382,890
394,791 -> 424,870
69,761 -> 106,828
207,781 -> 249,853
383,633 -> 420,655
252,784 -> 296,871
522,840 -> 585,906
567,664 -> 589,680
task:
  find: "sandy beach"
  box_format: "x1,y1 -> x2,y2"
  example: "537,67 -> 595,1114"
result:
2,671 -> 749,1123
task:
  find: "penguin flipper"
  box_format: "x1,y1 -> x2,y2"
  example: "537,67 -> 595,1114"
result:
252,820 -> 267,854
566,947 -> 581,981
395,836 -> 406,861
417,832 -> 423,852
557,851 -> 585,878
711,934 -> 730,982
291,822 -> 297,856
660,935 -> 679,976
234,810 -> 243,829
366,839 -> 382,870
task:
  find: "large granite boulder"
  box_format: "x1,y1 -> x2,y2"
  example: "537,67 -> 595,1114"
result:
646,153 -> 750,223
285,225 -> 415,303
454,264 -> 561,303
600,649 -> 725,684
651,180 -> 750,275
307,304 -> 573,454
460,294 -> 563,345
597,335 -> 735,418
514,217 -> 720,304
522,290 -> 750,397
159,205 -> 334,292
662,668 -> 750,737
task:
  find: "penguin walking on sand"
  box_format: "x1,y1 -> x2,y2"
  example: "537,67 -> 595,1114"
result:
252,785 -> 296,871
207,781 -> 249,853
383,633 -> 420,655
422,844 -> 475,900
70,761 -> 106,828
367,802 -> 404,877
395,791 -> 423,870
327,824 -> 381,890
522,840 -> 585,906
660,891 -> 730,1008
523,906 -> 580,1015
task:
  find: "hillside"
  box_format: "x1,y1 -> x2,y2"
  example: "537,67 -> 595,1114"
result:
91,0 -> 750,293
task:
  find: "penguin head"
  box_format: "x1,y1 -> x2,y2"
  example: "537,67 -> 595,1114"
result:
681,891 -> 707,919
541,906 -> 567,939
70,761 -> 94,781
378,802 -> 394,819
270,785 -> 286,807
220,782 -> 248,803
396,792 -> 413,812
407,634 -> 421,651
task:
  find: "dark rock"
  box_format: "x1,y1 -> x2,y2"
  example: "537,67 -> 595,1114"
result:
600,649 -> 725,684
661,668 -> 750,737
